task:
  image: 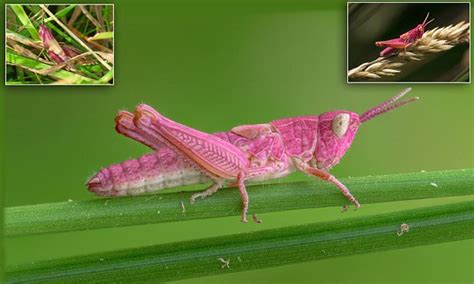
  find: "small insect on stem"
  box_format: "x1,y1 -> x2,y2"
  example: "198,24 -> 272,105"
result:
397,223 -> 410,236
376,13 -> 435,57
180,201 -> 186,214
218,258 -> 230,269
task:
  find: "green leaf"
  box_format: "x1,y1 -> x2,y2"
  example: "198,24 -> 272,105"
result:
88,31 -> 113,41
5,169 -> 473,236
9,5 -> 40,40
6,201 -> 473,283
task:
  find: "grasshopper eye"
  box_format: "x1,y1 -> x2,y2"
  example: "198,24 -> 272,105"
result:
332,113 -> 350,138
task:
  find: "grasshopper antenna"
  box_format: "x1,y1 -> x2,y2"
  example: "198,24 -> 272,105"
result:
423,13 -> 430,25
360,88 -> 419,123
423,13 -> 435,27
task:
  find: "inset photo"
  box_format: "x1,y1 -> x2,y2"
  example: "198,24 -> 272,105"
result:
347,2 -> 470,83
5,4 -> 114,85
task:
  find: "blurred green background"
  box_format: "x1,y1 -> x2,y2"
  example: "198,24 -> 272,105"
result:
2,0 -> 473,283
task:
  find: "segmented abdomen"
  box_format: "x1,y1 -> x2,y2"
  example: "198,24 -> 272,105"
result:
89,147 -> 210,196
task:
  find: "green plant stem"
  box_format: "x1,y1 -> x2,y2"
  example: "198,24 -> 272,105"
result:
6,201 -> 473,283
5,169 -> 473,237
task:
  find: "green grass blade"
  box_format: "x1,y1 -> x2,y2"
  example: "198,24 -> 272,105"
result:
6,51 -> 96,84
44,4 -> 77,23
6,201 -> 473,283
5,169 -> 473,237
88,31 -> 113,40
26,5 -> 40,13
9,5 -> 40,40
96,69 -> 113,84
76,65 -> 100,80
103,5 -> 112,31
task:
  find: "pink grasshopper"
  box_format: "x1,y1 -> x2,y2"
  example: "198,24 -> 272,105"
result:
87,88 -> 418,222
39,25 -> 97,65
376,13 -> 435,57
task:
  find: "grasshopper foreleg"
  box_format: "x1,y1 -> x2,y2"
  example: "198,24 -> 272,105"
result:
297,162 -> 360,209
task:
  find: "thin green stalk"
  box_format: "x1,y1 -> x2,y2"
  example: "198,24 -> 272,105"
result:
103,5 -> 112,31
6,201 -> 473,283
5,169 -> 473,237
33,72 -> 44,84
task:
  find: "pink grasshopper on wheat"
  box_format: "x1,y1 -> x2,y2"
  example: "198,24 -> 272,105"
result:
376,13 -> 435,57
87,88 -> 418,222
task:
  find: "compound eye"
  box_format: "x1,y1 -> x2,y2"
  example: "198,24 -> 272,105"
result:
332,113 -> 350,138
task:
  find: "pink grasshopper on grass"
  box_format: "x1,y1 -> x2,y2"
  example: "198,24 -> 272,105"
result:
39,25 -> 97,65
376,13 -> 435,57
87,88 -> 418,222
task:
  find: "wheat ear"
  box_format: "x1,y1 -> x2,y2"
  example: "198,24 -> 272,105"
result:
348,21 -> 470,80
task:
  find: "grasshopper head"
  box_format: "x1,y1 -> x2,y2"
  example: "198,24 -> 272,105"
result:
416,13 -> 435,35
315,111 -> 361,170
314,88 -> 418,170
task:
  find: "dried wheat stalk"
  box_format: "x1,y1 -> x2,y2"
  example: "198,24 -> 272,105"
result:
348,21 -> 470,80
